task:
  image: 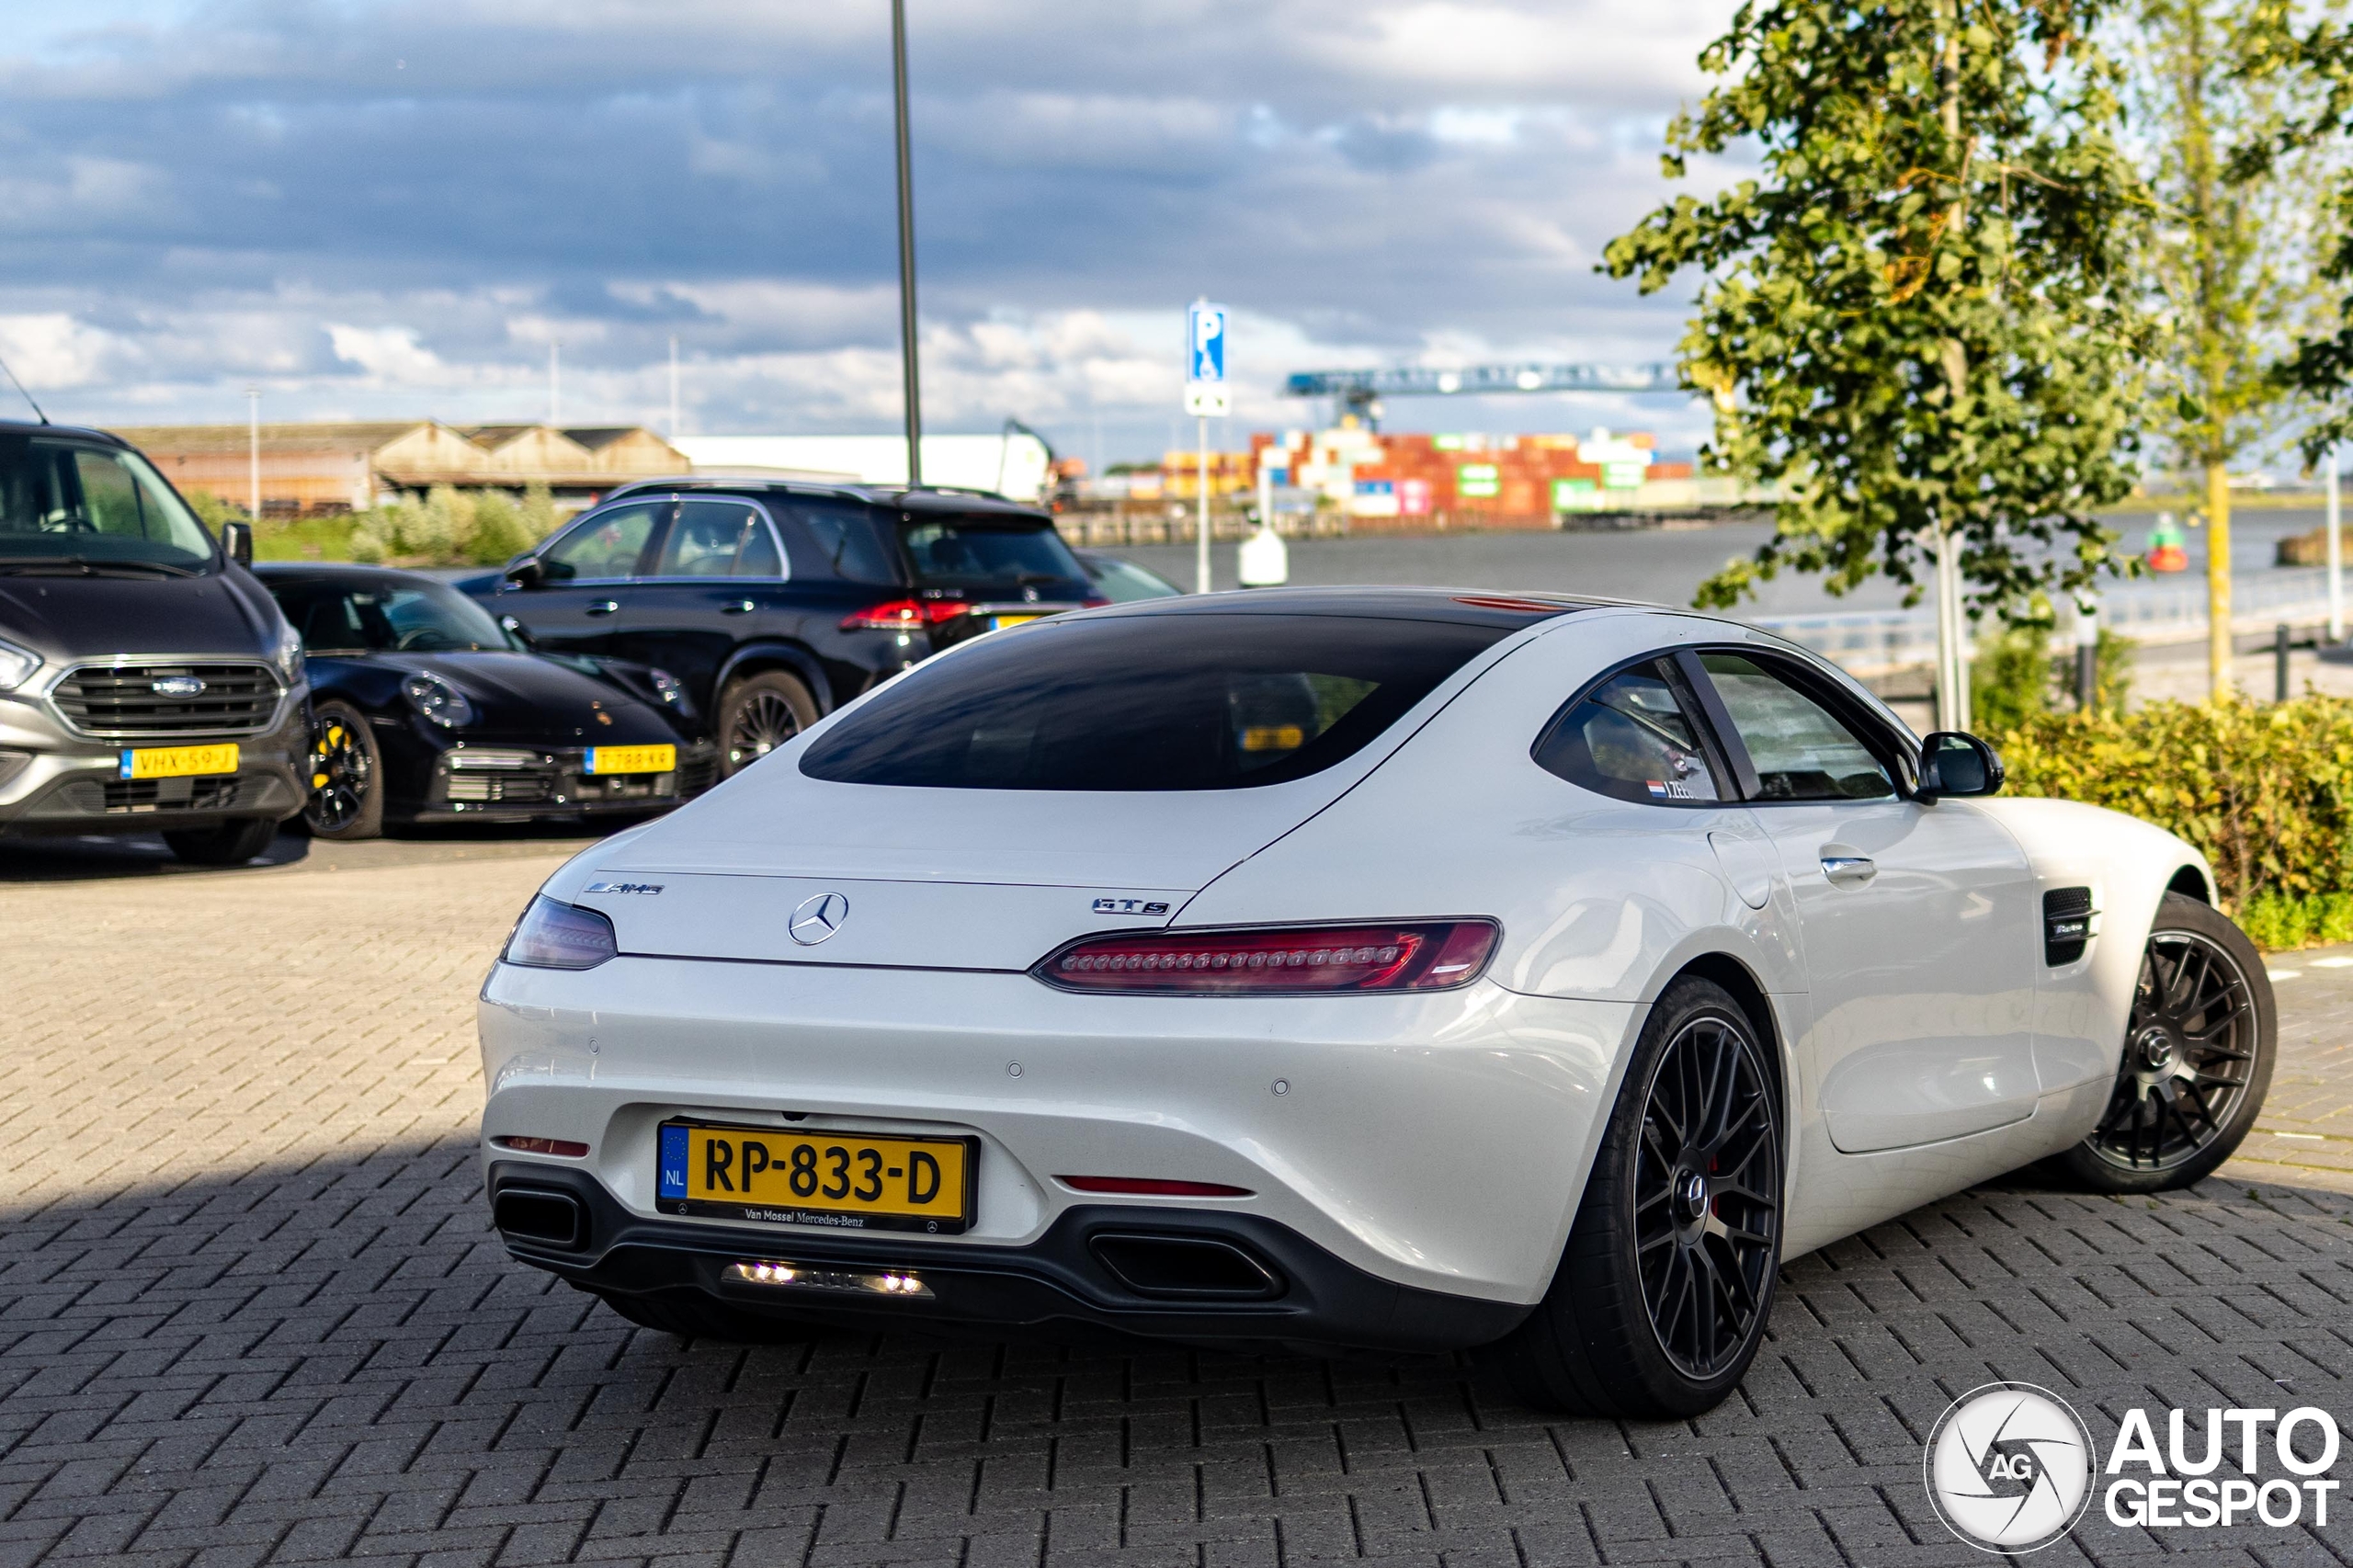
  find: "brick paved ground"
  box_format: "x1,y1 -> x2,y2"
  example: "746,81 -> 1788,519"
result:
6,832 -> 2353,1567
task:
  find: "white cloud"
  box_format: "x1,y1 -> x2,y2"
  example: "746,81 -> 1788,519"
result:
0,314 -> 123,390
325,324 -> 448,381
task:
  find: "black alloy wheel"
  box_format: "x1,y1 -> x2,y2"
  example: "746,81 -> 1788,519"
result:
304,699 -> 383,840
719,671 -> 818,777
1489,975 -> 1783,1417
2060,892 -> 2275,1192
1633,1011 -> 1782,1381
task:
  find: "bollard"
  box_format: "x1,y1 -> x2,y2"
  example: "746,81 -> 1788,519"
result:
2278,622 -> 2291,703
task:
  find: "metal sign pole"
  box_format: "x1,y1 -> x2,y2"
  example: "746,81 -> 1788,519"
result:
1197,416 -> 1211,594
2329,447 -> 2343,644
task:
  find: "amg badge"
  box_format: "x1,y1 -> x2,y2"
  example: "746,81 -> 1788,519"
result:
585,881 -> 664,894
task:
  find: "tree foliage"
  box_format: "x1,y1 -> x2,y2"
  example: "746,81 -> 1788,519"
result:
1605,0 -> 2152,616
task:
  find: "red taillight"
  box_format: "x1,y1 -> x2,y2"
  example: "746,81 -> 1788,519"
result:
840,597 -> 971,631
1056,1176 -> 1254,1197
1082,596 -> 1112,608
1035,920 -> 1499,994
492,1135 -> 590,1157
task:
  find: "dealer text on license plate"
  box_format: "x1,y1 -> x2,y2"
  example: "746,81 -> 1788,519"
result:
119,743 -> 239,779
586,744 -> 676,775
656,1122 -> 975,1233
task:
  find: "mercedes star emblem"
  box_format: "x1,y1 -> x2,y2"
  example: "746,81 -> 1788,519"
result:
788,892 -> 849,945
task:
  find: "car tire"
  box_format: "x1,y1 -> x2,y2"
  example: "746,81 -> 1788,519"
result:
718,670 -> 819,777
2055,892 -> 2276,1193
1488,975 -> 1784,1418
589,1288 -> 813,1345
162,817 -> 281,867
305,699 -> 384,841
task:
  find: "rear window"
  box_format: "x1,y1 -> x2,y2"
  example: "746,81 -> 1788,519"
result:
899,512 -> 1086,591
801,613 -> 1507,790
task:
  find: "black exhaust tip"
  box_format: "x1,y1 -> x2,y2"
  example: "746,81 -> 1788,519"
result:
1089,1233 -> 1282,1300
494,1187 -> 586,1249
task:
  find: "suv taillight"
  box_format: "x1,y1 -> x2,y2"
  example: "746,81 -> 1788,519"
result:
1034,920 -> 1499,994
841,598 -> 971,631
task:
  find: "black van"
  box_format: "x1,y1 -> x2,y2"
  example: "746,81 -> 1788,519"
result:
0,421 -> 310,863
466,480 -> 1099,775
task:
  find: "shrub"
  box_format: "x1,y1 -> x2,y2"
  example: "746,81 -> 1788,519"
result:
396,486 -> 472,560
347,525 -> 389,564
465,492 -> 534,565
519,481 -> 560,543
181,488 -> 247,530
1995,698 -> 2353,923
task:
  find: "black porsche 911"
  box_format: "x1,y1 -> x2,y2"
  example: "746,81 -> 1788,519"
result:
256,563 -> 718,839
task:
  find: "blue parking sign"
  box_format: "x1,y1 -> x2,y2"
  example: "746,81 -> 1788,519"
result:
1188,301 -> 1226,383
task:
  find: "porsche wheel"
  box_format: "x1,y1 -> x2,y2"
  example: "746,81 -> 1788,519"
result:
2059,892 -> 2275,1193
305,700 -> 382,840
719,671 -> 818,777
1490,975 -> 1783,1417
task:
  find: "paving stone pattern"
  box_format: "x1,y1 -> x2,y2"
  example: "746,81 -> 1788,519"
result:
6,841 -> 2353,1566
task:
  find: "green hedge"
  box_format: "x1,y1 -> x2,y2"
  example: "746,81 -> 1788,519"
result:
1995,698 -> 2353,947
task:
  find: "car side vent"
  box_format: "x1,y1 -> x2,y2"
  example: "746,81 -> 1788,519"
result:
2043,887 -> 2094,966
1089,1233 -> 1283,1300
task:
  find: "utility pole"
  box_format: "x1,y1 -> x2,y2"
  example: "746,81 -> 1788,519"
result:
890,0 -> 923,487
668,335 -> 681,437
245,386 -> 260,521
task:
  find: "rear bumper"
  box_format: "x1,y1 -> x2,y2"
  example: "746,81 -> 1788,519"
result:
477,957 -> 1645,1313
489,1160 -> 1532,1353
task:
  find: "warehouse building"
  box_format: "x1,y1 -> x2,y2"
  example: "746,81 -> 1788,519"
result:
110,421 -> 691,517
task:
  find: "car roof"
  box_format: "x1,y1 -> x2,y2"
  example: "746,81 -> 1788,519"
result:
603,474 -> 1051,520
0,419 -> 131,447
1078,585 -> 1642,629
252,562 -> 455,591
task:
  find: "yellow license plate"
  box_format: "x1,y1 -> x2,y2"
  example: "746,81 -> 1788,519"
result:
585,744 -> 675,775
119,743 -> 238,779
657,1122 -> 975,1233
989,614 -> 1044,631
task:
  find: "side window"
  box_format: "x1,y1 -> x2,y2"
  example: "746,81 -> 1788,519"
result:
1534,658 -> 1724,805
788,501 -> 900,585
656,498 -> 782,578
541,502 -> 663,583
1697,653 -> 1895,801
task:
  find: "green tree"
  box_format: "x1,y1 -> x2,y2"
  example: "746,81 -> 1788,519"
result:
1603,0 -> 2151,727
2130,0 -> 2339,700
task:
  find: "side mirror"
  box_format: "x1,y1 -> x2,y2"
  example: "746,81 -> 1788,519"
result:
499,614 -> 536,649
222,521 -> 253,567
503,557 -> 544,590
1918,731 -> 2004,801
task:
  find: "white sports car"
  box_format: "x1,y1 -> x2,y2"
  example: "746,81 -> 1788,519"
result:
477,588 -> 2275,1416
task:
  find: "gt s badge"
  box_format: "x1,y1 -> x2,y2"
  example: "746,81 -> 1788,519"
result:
585,881 -> 664,894
1091,897 -> 1170,916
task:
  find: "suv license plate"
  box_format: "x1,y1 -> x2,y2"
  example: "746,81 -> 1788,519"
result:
120,743 -> 239,779
656,1121 -> 975,1234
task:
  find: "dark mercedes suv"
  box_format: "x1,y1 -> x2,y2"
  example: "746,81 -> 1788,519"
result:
0,421 -> 309,863
464,481 -> 1099,774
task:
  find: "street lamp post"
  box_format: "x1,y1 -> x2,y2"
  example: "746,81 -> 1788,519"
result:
245,386 -> 260,521
891,0 -> 923,488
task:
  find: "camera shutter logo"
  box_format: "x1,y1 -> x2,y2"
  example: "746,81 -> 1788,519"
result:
1924,1382 -> 2096,1553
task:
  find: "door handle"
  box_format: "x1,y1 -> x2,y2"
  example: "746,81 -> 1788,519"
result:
585,599 -> 620,616
721,598 -> 756,614
1820,855 -> 1877,886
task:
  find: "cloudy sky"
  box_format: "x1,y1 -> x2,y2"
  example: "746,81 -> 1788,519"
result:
1,0 -> 1738,465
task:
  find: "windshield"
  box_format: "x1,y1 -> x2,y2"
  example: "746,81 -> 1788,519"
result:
898,513 -> 1087,593
0,436 -> 218,574
801,612 -> 1507,790
267,577 -> 521,654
